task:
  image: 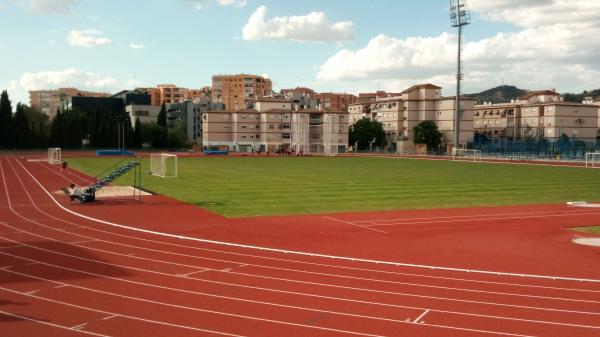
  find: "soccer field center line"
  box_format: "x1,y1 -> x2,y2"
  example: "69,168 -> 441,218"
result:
360,211 -> 600,228
322,215 -> 389,234
0,310 -> 113,337
2,256 -> 590,337
17,158 -> 600,297
347,209 -> 600,224
2,231 -> 600,328
13,155 -> 600,284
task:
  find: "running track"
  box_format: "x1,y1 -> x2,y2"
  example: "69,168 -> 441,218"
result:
1,154 -> 600,337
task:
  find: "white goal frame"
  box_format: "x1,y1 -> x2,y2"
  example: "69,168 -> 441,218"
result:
585,152 -> 600,168
452,148 -> 482,162
150,153 -> 178,178
48,148 -> 62,164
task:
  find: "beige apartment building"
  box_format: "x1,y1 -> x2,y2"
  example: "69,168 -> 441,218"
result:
202,98 -> 348,155
29,88 -> 110,119
348,83 -> 474,153
212,74 -> 272,110
474,90 -> 599,141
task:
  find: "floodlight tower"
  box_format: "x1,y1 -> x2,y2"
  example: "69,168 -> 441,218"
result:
450,0 -> 471,150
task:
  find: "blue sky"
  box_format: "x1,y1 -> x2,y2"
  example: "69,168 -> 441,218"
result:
1,0 -> 599,106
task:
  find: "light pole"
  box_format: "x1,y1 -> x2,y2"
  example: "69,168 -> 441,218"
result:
450,0 -> 471,150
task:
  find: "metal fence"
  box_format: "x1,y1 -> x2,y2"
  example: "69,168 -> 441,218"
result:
471,139 -> 600,160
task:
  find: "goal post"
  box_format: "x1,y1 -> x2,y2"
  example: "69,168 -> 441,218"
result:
452,148 -> 482,162
150,153 -> 178,178
48,148 -> 62,164
585,152 -> 600,168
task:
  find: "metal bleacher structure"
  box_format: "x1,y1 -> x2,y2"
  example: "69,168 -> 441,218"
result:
79,159 -> 142,203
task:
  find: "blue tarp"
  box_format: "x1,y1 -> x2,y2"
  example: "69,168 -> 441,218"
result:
96,150 -> 136,156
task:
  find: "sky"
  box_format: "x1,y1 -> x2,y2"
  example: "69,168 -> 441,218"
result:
1,0 -> 599,106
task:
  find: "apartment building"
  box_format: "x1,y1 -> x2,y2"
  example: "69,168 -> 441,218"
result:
280,87 -> 318,109
202,98 -> 348,155
348,84 -> 474,153
474,90 -> 599,141
357,91 -> 402,103
212,74 -> 272,110
314,92 -> 358,111
29,88 -> 110,119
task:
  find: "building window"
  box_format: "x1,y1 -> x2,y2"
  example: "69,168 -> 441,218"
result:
282,133 -> 291,139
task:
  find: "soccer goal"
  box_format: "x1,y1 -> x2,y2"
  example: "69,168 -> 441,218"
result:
452,148 -> 482,162
585,152 -> 600,168
48,148 -> 62,164
150,153 -> 178,178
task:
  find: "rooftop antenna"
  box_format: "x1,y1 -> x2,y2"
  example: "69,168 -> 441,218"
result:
450,0 -> 471,149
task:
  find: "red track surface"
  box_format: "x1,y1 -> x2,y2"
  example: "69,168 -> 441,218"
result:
1,154 -> 600,337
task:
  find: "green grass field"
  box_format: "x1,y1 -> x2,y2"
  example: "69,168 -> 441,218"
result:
573,226 -> 600,235
66,156 -> 600,218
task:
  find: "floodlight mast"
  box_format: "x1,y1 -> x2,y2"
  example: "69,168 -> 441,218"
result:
450,0 -> 471,149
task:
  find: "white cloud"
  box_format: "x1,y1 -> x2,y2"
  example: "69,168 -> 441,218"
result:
20,69 -> 117,91
129,43 -> 144,50
67,29 -> 112,47
27,0 -> 80,15
469,0 -> 600,28
2,69 -> 117,106
185,0 -> 246,10
242,6 -> 354,43
317,1 -> 600,94
218,0 -> 246,8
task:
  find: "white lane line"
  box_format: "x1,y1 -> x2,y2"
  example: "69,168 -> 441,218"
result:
72,323 -> 88,330
70,239 -> 99,245
413,309 -> 430,323
177,269 -> 209,277
0,265 -> 545,337
55,284 -> 68,289
350,209 -> 600,224
102,314 -> 119,321
323,216 -> 389,234
0,286 -> 248,337
3,247 -> 600,332
18,158 -> 600,294
26,261 -> 40,266
362,211 -> 600,228
3,182 -> 600,311
3,215 -> 600,309
0,310 -> 112,337
25,289 -> 39,295
16,157 -> 600,284
0,245 -> 23,250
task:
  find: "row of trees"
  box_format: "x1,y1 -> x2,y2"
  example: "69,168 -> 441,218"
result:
349,118 -> 442,150
0,91 -> 188,149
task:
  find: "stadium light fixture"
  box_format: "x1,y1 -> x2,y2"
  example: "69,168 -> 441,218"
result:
450,0 -> 471,149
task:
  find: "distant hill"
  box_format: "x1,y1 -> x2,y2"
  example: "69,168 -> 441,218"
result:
465,85 -> 526,104
467,85 -> 600,104
562,89 -> 600,103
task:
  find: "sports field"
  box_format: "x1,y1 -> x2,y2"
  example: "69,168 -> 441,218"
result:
66,156 -> 600,217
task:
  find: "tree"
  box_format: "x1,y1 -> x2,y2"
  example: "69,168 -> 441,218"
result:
157,103 -> 167,128
348,118 -> 386,150
413,120 -> 442,149
0,90 -> 13,148
133,117 -> 143,148
14,103 -> 30,148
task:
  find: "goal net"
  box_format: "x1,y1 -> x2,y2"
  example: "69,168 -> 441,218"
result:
150,153 -> 178,178
452,148 -> 482,162
585,152 -> 600,168
48,148 -> 62,164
